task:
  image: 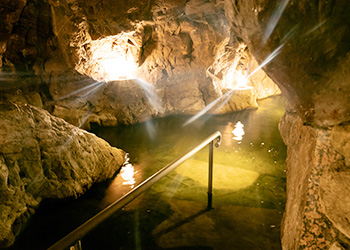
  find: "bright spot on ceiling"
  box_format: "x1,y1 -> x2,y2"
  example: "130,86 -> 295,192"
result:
75,31 -> 139,82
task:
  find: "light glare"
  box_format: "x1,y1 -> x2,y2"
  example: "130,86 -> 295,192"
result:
232,121 -> 245,141
75,32 -> 139,82
120,163 -> 137,188
101,56 -> 136,82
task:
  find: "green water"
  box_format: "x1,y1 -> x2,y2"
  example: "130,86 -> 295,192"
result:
94,95 -> 286,209
10,95 -> 286,250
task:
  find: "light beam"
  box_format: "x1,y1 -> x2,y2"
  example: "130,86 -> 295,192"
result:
262,0 -> 290,44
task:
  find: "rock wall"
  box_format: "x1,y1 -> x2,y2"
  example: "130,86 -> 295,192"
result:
225,0 -> 350,127
224,0 -> 350,248
1,0 -> 281,129
0,102 -> 125,248
279,109 -> 350,249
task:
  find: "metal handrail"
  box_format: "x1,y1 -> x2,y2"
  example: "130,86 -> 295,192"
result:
48,131 -> 222,250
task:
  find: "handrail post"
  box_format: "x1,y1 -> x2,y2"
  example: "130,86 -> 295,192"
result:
69,240 -> 82,250
207,141 -> 214,210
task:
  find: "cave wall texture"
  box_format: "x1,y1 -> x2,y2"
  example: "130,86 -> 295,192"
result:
1,0 -> 279,128
0,0 -> 349,249
225,0 -> 350,249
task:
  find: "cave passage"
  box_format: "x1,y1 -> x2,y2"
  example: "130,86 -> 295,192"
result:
10,96 -> 286,250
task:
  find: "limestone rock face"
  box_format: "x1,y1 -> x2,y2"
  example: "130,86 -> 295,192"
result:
225,1 -> 350,248
248,58 -> 281,99
322,125 -> 350,239
44,0 -> 280,127
225,0 -> 350,127
0,102 -> 125,248
1,0 -> 281,128
279,110 -> 350,249
46,0 -> 227,125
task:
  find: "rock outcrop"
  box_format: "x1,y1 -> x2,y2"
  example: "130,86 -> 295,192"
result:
45,0 -> 279,128
0,102 -> 125,248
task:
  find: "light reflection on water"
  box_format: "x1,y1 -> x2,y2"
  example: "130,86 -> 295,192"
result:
120,163 -> 137,187
100,156 -> 143,207
96,97 -> 284,185
232,121 -> 245,141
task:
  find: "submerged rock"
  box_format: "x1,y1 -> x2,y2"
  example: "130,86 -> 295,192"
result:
0,102 -> 125,248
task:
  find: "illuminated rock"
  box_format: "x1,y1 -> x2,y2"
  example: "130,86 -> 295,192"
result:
216,87 -> 258,114
43,0 -> 279,127
0,0 -> 281,128
248,58 -> 281,99
225,0 -> 350,127
0,102 -> 125,247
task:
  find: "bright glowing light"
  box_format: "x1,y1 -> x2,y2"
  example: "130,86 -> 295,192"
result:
100,56 -> 136,82
120,163 -> 137,187
136,78 -> 163,112
223,67 -> 235,89
57,81 -> 104,100
224,69 -> 250,90
304,20 -> 327,35
183,89 -> 234,126
232,121 -> 245,141
235,71 -> 249,89
75,32 -> 139,82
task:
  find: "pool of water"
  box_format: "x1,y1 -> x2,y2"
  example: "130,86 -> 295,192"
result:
10,95 -> 286,250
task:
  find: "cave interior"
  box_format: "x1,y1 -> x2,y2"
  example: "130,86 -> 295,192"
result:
0,0 -> 349,249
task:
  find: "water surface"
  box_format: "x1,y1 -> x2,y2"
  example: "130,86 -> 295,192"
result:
10,95 -> 286,250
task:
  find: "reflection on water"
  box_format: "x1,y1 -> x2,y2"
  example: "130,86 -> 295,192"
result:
90,95 -> 286,248
120,163 -> 137,187
232,121 -> 245,141
100,156 -> 143,208
91,95 -> 287,249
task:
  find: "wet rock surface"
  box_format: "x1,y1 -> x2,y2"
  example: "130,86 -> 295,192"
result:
0,102 -> 125,248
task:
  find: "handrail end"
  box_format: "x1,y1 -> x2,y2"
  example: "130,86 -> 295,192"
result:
214,131 -> 222,148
